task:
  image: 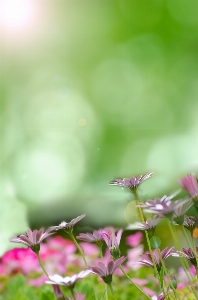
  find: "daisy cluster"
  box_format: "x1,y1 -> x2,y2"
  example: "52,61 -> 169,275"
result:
1,172 -> 198,300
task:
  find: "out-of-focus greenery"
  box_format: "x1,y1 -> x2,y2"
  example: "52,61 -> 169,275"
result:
1,0 -> 198,254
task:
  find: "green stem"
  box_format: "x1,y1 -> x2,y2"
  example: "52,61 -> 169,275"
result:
108,284 -> 117,300
134,191 -> 163,293
181,226 -> 198,259
168,222 -> 198,298
120,265 -> 151,299
70,289 -> 76,300
36,252 -> 49,277
68,231 -> 98,300
105,286 -> 108,300
157,249 -> 179,300
69,231 -> 88,267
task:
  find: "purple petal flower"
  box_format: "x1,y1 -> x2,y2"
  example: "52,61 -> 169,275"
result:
138,247 -> 177,272
183,215 -> 198,233
175,247 -> 198,267
51,215 -> 86,232
100,227 -> 122,259
76,230 -> 103,243
109,172 -> 153,192
10,227 -> 56,253
46,270 -> 91,288
179,174 -> 198,200
88,257 -> 126,284
127,215 -> 163,236
173,200 -> 193,225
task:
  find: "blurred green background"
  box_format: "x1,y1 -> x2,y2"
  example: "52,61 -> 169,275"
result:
1,0 -> 198,255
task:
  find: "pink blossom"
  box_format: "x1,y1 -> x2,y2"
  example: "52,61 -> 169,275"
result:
126,232 -> 143,247
79,242 -> 99,256
127,245 -> 144,270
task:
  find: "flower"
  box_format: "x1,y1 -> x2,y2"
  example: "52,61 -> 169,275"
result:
67,294 -> 86,300
88,256 -> 126,284
10,227 -> 56,253
126,232 -> 143,247
46,270 -> 91,288
100,227 -> 122,259
183,215 -> 198,233
138,247 -> 177,272
173,200 -> 193,225
178,174 -> 198,201
152,294 -> 165,300
51,215 -> 86,233
137,192 -> 178,208
109,172 -> 153,192
52,284 -> 65,300
127,215 -> 163,236
142,198 -> 188,219
76,230 -> 103,243
176,247 -> 198,267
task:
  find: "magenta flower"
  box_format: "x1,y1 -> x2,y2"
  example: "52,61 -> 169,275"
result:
179,174 -> 198,202
100,227 -> 122,259
51,215 -> 86,232
88,256 -> 126,284
52,284 -> 65,300
126,232 -> 143,247
137,193 -> 178,209
138,247 -> 177,272
10,227 -> 56,253
152,294 -> 165,300
127,215 -> 163,236
176,247 -> 198,267
46,270 -> 91,288
76,230 -> 103,244
109,172 -> 153,193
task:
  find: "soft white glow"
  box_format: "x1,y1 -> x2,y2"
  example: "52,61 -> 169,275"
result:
0,0 -> 33,29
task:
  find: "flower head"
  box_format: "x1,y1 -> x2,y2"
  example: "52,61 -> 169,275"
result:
127,215 -> 163,236
100,227 -> 122,260
10,227 -> 56,253
46,270 -> 91,289
109,172 -> 153,193
51,215 -> 86,233
88,256 -> 126,284
142,198 -> 188,219
183,215 -> 198,233
76,230 -> 103,244
138,247 -> 177,272
176,247 -> 198,267
173,199 -> 193,225
179,174 -> 198,201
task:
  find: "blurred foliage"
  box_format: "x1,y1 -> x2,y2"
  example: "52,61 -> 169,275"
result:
1,0 -> 198,254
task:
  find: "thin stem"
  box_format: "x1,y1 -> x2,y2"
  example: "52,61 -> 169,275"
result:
108,284 -> 117,300
120,265 -> 151,299
168,222 -> 198,298
105,286 -> 108,300
36,252 -> 49,277
69,231 -> 88,267
181,226 -> 198,259
157,249 -> 179,300
70,289 -> 76,300
192,236 -> 198,268
68,231 -> 98,300
134,191 -> 163,293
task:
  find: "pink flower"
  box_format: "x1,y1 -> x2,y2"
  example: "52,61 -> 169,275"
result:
88,257 -> 126,284
68,294 -> 86,300
100,227 -> 122,260
46,270 -> 91,288
127,245 -> 144,270
79,242 -> 99,256
10,227 -> 56,253
126,232 -> 143,247
179,174 -> 198,199
1,248 -> 39,275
